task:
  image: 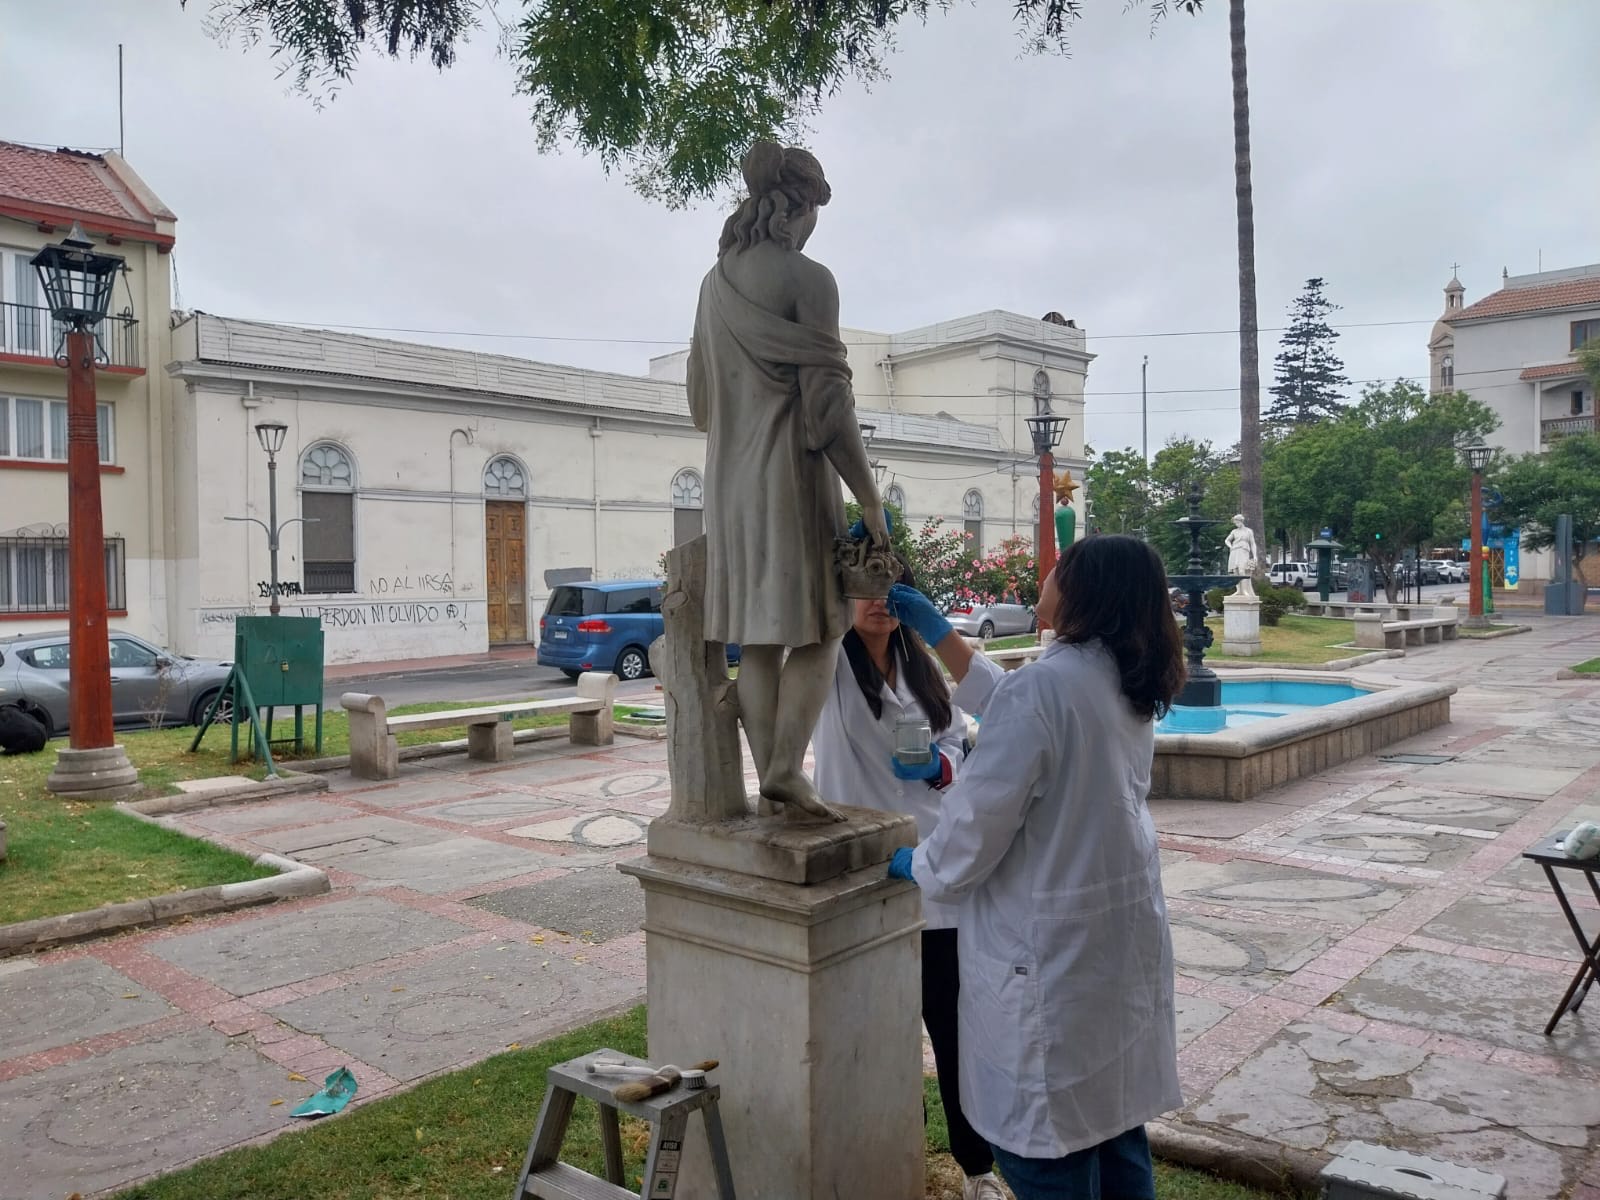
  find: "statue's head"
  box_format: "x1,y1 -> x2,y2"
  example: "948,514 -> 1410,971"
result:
1231,513 -> 1246,527
718,142 -> 832,258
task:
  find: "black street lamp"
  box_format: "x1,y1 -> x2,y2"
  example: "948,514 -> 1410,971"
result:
1024,413 -> 1071,593
32,223 -> 139,800
227,421 -> 311,617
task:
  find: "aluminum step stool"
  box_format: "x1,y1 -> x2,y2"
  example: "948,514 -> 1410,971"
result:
514,1047 -> 735,1200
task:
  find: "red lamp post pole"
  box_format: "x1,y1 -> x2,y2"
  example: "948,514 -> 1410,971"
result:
1037,450 -> 1056,596
65,327 -> 114,750
1467,468 -> 1485,624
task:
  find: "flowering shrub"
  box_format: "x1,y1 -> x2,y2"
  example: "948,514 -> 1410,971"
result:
953,535 -> 1039,609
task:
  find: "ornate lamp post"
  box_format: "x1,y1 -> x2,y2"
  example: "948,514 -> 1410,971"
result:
32,223 -> 140,800
1463,437 -> 1492,628
1025,412 -> 1070,594
225,421 -> 312,618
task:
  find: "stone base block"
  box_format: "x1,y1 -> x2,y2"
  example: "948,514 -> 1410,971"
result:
646,806 -> 916,885
618,853 -> 925,1200
1222,594 -> 1262,657
466,719 -> 513,762
46,745 -> 141,801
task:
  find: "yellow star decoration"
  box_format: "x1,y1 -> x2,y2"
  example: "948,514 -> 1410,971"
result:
1052,469 -> 1080,505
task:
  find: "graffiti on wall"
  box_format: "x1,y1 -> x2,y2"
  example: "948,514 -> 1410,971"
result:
256,581 -> 304,598
367,573 -> 453,595
198,600 -> 481,635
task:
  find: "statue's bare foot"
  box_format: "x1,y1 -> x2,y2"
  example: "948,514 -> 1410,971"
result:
760,772 -> 845,823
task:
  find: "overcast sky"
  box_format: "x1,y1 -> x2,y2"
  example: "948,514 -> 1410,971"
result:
5,1 -> 1597,455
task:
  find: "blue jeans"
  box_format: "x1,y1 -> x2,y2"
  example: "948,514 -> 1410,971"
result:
993,1126 -> 1155,1200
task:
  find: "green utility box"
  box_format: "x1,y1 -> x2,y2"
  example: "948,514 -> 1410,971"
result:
190,614 -> 326,773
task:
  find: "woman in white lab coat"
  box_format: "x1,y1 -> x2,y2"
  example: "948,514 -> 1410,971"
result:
812,567 -> 1008,1200
890,535 -> 1186,1200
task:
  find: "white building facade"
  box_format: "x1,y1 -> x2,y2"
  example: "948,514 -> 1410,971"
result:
156,310 -> 1091,665
1430,264 -> 1600,456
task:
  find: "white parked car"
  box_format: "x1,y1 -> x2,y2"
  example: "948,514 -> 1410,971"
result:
1430,559 -> 1468,584
945,594 -> 1036,639
1267,561 -> 1313,589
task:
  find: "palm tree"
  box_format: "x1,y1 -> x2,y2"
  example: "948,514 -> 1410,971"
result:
1230,0 -> 1265,564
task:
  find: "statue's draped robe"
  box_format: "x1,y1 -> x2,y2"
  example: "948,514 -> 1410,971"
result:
687,260 -> 855,647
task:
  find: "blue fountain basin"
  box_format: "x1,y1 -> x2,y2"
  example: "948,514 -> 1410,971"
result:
1159,680 -> 1372,734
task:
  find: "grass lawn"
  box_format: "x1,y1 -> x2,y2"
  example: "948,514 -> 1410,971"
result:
113,1005 -> 1277,1200
1570,657 -> 1600,674
0,699 -> 639,927
985,635 -> 1038,651
1205,613 -> 1357,664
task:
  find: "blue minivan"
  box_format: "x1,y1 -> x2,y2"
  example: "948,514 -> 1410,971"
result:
537,580 -> 743,682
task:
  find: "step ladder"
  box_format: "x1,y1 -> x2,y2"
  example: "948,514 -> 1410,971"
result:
515,1048 -> 736,1200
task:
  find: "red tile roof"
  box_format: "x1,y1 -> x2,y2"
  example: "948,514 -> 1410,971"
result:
0,140 -> 173,246
1519,360 -> 1586,382
1449,276 -> 1600,323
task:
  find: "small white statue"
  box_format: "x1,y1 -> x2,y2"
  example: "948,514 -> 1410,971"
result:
1224,514 -> 1258,600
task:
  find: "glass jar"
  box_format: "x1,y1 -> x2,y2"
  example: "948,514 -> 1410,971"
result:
893,713 -> 933,764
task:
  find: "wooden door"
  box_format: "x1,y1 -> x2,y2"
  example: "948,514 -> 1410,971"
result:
485,502 -> 528,644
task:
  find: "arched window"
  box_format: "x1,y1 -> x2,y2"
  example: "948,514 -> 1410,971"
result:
963,489 -> 985,555
884,483 -> 906,515
484,456 -> 527,499
1440,354 -> 1454,390
300,442 -> 356,593
1031,492 -> 1041,524
672,468 -> 705,545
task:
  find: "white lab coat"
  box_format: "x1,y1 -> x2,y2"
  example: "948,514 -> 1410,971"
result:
912,637 -> 1181,1159
812,647 -> 998,930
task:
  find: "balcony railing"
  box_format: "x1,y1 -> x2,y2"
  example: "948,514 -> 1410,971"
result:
0,302 -> 141,370
1542,415 -> 1596,443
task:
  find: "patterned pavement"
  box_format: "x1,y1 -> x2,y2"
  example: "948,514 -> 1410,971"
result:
2,617 -> 1599,1198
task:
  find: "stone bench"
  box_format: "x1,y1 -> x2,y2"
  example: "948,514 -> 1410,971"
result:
984,643 -> 1044,671
341,671 -> 617,781
1305,601 -> 1437,621
1353,609 -> 1459,651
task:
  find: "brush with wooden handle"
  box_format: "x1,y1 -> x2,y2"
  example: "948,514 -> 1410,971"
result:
610,1059 -> 720,1103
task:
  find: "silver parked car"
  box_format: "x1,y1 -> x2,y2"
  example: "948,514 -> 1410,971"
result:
0,630 -> 234,737
944,594 -> 1037,639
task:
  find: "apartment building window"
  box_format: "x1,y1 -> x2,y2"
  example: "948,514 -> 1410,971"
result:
1574,390 -> 1588,417
1572,320 -> 1600,351
0,534 -> 126,614
1,246 -> 48,358
0,396 -> 114,463
300,442 -> 357,593
671,468 -> 704,545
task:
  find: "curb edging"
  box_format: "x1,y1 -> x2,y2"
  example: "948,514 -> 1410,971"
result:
0,812 -> 328,958
1149,1119 -> 1324,1196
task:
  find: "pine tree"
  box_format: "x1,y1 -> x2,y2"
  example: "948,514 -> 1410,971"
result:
1268,277 -> 1350,426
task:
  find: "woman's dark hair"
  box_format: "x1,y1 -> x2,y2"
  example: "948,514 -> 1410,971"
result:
842,566 -> 953,734
1051,535 -> 1186,721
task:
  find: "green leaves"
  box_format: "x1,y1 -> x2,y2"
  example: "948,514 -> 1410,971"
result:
189,0 -> 1207,205
1495,433 -> 1600,564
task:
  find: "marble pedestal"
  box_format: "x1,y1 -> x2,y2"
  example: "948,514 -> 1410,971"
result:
618,813 -> 924,1199
1222,593 -> 1262,657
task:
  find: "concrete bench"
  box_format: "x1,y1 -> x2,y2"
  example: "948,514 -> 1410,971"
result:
342,671 -> 617,781
1353,610 -> 1459,651
984,643 -> 1044,672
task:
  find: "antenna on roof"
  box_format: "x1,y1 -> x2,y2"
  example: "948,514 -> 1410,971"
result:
118,44 -> 125,156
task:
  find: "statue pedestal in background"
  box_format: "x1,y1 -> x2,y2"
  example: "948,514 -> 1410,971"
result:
1222,593 -> 1263,657
619,534 -> 924,1199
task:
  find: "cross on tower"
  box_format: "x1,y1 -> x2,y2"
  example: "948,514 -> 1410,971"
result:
1450,261 -> 1461,277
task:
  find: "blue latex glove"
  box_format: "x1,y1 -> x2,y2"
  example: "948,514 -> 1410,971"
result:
888,846 -> 917,883
887,583 -> 953,646
848,507 -> 895,539
892,748 -> 943,782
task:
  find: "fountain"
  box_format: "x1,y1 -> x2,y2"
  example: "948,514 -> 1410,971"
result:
1165,481 -> 1242,732
1148,480 -> 1458,800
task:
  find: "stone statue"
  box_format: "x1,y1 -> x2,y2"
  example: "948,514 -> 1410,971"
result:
685,141 -> 888,823
1224,514 -> 1258,600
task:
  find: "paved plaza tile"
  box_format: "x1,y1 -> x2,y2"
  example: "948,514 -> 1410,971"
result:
266,938 -> 641,1080
151,895 -> 474,994
468,865 -> 646,942
0,957 -> 176,1059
